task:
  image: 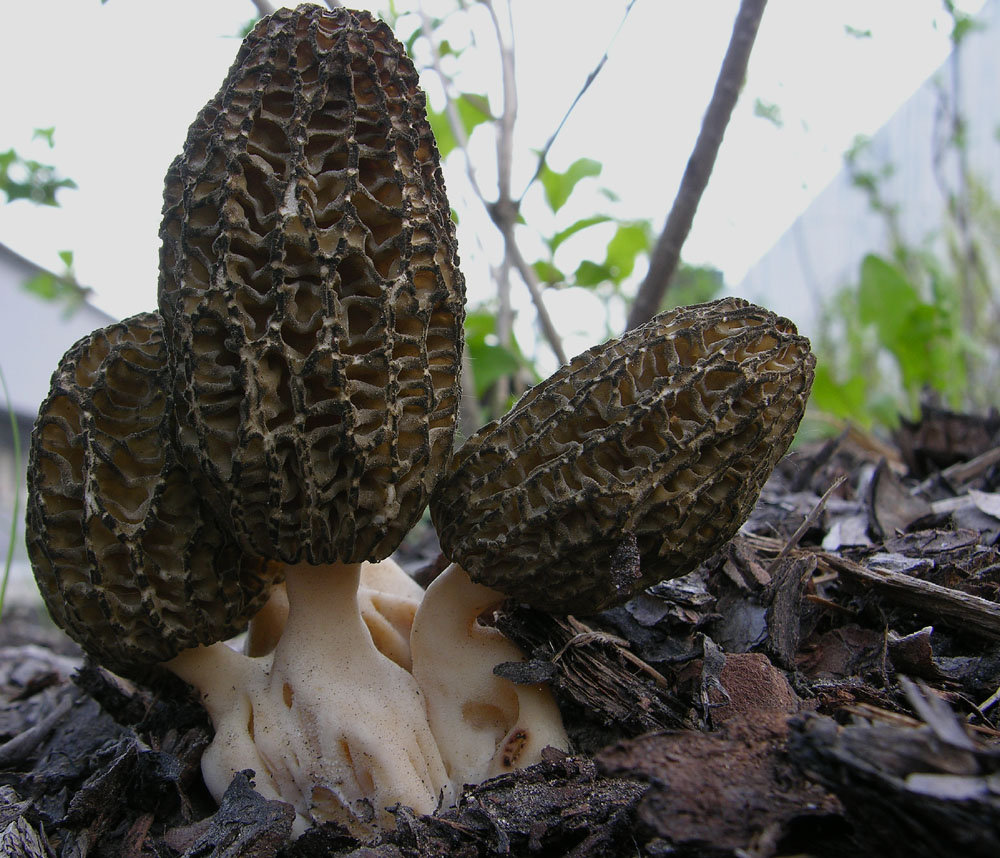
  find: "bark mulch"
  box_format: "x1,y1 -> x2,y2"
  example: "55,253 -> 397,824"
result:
2,404 -> 999,857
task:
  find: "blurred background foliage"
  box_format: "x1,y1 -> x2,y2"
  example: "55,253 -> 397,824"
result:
5,0 -> 997,434
809,2 -> 999,432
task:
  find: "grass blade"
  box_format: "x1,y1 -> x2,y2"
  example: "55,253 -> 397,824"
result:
0,363 -> 21,620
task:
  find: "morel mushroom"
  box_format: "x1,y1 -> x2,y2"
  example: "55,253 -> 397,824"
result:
25,313 -> 274,677
25,313 -> 453,833
409,562 -> 569,792
148,4 -> 564,835
158,3 -> 464,563
430,297 -> 816,614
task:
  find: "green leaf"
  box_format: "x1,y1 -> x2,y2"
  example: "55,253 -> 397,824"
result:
538,157 -> 602,214
33,127 -> 56,148
466,341 -> 522,399
404,28 -> 422,57
58,249 -> 74,269
464,309 -> 497,344
456,93 -> 492,134
857,255 -> 920,342
463,311 -> 528,398
810,363 -> 871,426
854,253 -> 965,405
567,220 -> 651,289
950,13 -> 984,46
426,92 -> 492,160
532,259 -> 564,285
753,98 -> 783,129
546,214 -> 611,254
404,16 -> 443,56
0,148 -> 77,206
604,221 -> 651,284
22,273 -> 58,301
573,259 -> 612,287
427,106 -> 457,159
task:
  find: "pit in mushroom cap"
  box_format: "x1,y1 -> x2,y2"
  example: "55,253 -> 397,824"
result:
430,297 -> 816,614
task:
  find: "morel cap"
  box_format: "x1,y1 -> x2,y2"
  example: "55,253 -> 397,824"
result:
158,5 -> 465,565
431,297 -> 815,613
26,313 -> 274,677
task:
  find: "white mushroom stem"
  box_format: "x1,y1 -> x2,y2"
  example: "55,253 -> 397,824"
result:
355,559 -> 424,671
166,560 -> 451,836
243,583 -> 289,658
244,559 -> 423,669
166,641 -> 284,807
409,562 -> 569,788
164,559 -> 568,837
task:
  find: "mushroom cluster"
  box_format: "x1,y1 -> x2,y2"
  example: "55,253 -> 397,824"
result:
25,2 -> 815,843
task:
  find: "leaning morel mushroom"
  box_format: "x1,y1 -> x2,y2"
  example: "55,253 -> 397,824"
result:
25,313 -> 273,678
430,297 -> 816,614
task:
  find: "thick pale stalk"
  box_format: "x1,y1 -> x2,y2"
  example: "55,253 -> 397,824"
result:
168,562 -> 451,836
410,563 -> 569,787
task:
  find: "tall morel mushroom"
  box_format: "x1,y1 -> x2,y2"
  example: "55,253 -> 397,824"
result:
150,3 -> 563,835
430,297 -> 816,614
158,5 -> 463,562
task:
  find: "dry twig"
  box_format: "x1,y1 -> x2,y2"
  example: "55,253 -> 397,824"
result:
626,0 -> 768,330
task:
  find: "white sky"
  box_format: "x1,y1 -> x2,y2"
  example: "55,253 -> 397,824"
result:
0,0 -> 980,363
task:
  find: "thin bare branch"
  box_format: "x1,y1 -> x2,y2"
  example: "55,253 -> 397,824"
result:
496,217 -> 569,365
518,0 -> 637,205
626,0 -> 767,331
492,256 -> 514,414
484,0 -> 566,365
419,7 -> 489,204
249,0 -> 276,17
488,0 -> 518,204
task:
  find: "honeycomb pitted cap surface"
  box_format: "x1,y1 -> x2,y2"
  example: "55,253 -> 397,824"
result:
25,313 -> 274,677
158,5 -> 465,564
431,298 -> 816,613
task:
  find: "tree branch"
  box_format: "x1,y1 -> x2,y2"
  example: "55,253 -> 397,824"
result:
419,9 -> 490,206
495,216 -> 568,365
518,0 -> 637,205
625,0 -> 767,331
485,0 -> 566,366
249,0 -> 276,17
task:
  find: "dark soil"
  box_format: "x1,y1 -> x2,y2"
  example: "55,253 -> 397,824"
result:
3,404 -> 1000,857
